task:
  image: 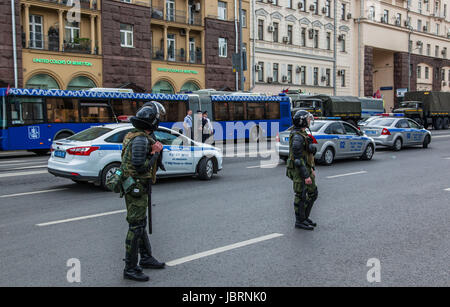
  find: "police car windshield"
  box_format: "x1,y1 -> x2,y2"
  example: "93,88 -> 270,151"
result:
370,118 -> 395,127
67,127 -> 113,141
309,122 -> 326,132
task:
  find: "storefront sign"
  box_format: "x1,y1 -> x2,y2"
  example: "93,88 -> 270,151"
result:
32,58 -> 93,67
157,68 -> 198,74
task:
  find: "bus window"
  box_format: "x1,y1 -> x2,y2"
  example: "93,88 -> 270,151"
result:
228,102 -> 246,121
80,100 -> 113,123
111,99 -> 139,117
247,102 -> 265,120
46,98 -> 79,123
213,102 -> 229,121
9,97 -> 44,125
0,96 -> 5,128
159,101 -> 187,122
265,102 -> 280,119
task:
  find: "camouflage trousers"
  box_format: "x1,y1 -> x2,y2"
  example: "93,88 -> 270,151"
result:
287,167 -> 318,220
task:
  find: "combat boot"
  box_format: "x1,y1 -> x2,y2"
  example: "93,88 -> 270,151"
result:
295,202 -> 314,231
139,231 -> 165,269
124,225 -> 150,282
305,218 -> 317,227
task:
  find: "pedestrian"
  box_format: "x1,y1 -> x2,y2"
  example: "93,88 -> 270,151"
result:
286,110 -> 319,230
183,110 -> 193,139
202,111 -> 213,143
121,101 -> 166,282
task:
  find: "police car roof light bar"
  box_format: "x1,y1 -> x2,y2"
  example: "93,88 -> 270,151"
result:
314,117 -> 341,120
381,113 -> 404,117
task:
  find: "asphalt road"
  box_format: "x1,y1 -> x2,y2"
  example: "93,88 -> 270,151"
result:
0,131 -> 449,287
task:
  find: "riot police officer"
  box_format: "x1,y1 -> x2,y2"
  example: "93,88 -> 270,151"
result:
286,110 -> 319,230
121,102 -> 166,282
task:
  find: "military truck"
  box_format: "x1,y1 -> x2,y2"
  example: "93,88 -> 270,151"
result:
393,91 -> 450,130
289,94 -> 362,127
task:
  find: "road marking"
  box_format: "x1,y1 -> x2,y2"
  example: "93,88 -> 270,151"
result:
0,188 -> 68,198
433,135 -> 450,139
444,157 -> 450,160
326,171 -> 368,179
444,188 -> 450,191
224,150 -> 275,158
166,233 -> 284,267
36,209 -> 126,227
0,170 -> 48,178
2,164 -> 48,171
0,161 -> 48,167
247,163 -> 280,169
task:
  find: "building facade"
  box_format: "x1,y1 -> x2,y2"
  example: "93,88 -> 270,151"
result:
353,0 -> 450,111
251,0 -> 355,96
0,0 -> 250,92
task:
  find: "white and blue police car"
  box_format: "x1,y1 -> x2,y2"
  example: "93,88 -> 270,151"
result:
48,124 -> 223,189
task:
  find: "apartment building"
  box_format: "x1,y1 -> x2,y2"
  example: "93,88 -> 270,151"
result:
353,0 -> 450,111
251,0 -> 354,96
0,0 -> 250,92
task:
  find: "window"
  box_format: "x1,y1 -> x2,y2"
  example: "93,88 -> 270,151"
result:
369,6 -> 375,20
247,103 -> 265,120
111,99 -> 139,117
441,69 -> 445,81
341,70 -> 346,87
120,24 -> 133,47
313,30 -> 319,48
273,22 -> 279,42
326,69 -> 331,86
313,67 -> 319,86
167,34 -> 176,61
443,48 -> 447,58
9,97 -> 45,125
218,1 -> 227,20
288,0 -> 293,9
325,1 -> 331,17
228,102 -> 246,121
80,101 -> 113,123
383,10 -> 389,23
326,32 -> 331,50
301,28 -> 306,47
300,66 -> 306,85
287,65 -> 293,83
396,119 -> 410,128
219,38 -> 227,57
68,127 -> 113,141
166,0 -> 175,21
325,122 -> 345,135
105,129 -> 133,144
417,65 -> 422,79
159,101 -> 187,122
341,3 -> 346,20
425,66 -> 429,79
258,20 -> 264,40
299,0 -> 306,12
65,20 -> 80,43
417,19 -> 422,31
341,35 -> 346,52
313,0 -> 318,14
436,24 -> 440,35
1,97 -> 5,128
258,62 -> 264,82
273,63 -> 279,83
29,15 -> 43,49
25,73 -> 60,89
265,103 -> 280,120
396,13 -> 402,25
427,44 -> 431,56
418,0 -> 422,14
408,119 -> 421,129
67,76 -> 96,91
435,46 -> 439,57
214,102 -> 229,121
152,80 -> 175,94
343,123 -> 358,135
241,10 -> 247,28
287,25 -> 293,44
154,130 -> 184,146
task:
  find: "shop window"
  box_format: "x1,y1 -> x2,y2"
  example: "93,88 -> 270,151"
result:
67,76 -> 96,91
25,74 -> 60,89
180,81 -> 200,93
152,80 -> 175,94
46,98 -> 79,123
213,102 -> 229,121
247,103 -> 265,120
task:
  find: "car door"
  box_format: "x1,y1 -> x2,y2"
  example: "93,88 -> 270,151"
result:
154,129 -> 195,174
324,122 -> 345,158
395,119 -> 412,145
407,119 -> 425,144
342,122 -> 365,156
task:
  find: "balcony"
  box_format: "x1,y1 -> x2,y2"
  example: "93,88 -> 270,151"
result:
64,38 -> 92,54
152,47 -> 202,64
151,6 -> 203,26
26,35 -> 60,52
33,0 -> 99,10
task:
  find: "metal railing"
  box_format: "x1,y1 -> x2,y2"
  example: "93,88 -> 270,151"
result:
63,39 -> 92,54
152,47 -> 165,61
152,47 -> 202,64
27,35 -> 60,51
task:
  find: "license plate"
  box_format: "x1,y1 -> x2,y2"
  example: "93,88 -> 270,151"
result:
284,137 -> 289,142
365,130 -> 377,135
54,150 -> 66,158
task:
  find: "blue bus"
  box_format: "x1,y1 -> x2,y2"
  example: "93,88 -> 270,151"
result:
0,88 -> 292,154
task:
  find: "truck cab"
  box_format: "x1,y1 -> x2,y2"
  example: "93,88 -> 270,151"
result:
394,101 -> 424,125
291,98 -> 323,117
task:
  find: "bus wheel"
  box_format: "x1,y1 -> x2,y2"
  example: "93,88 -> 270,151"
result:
30,149 -> 49,156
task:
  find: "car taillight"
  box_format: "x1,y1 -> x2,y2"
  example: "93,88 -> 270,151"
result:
276,133 -> 280,143
308,134 -> 318,144
66,146 -> 100,156
381,128 -> 391,136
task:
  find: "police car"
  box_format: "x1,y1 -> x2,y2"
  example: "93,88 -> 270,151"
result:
48,124 -> 223,189
276,118 -> 376,165
360,113 -> 432,151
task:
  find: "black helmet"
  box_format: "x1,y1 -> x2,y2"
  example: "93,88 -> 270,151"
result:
130,101 -> 166,131
293,110 -> 313,128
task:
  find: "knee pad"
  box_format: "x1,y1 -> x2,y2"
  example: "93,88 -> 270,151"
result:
129,220 -> 146,236
308,188 -> 318,202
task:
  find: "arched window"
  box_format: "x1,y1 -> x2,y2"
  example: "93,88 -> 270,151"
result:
152,80 -> 175,94
180,81 -> 200,93
25,74 -> 60,89
67,76 -> 96,91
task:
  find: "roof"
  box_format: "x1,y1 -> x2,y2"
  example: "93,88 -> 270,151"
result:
211,95 -> 289,102
1,88 -> 189,101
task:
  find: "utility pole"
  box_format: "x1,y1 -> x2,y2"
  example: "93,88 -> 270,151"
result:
238,0 -> 244,91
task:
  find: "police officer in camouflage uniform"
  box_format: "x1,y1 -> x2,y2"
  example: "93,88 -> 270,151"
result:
122,102 -> 166,282
286,110 -> 319,231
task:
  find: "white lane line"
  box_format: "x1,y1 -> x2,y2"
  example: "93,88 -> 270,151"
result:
444,157 -> 450,160
0,188 -> 68,198
166,233 -> 284,267
246,163 -> 280,169
224,150 -> 275,158
5,164 -> 48,171
326,171 -> 368,179
0,161 -> 48,167
433,135 -> 450,139
0,170 -> 48,178
444,188 -> 450,191
36,210 -> 126,227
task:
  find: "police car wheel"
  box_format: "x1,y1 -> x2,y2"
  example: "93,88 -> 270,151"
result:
393,138 -> 402,151
361,144 -> 374,161
101,162 -> 121,190
197,158 -> 214,180
423,135 -> 431,148
320,147 -> 334,166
